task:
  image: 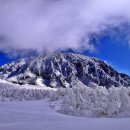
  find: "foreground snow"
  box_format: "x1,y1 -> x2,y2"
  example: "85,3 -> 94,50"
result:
0,100 -> 130,130
0,80 -> 130,129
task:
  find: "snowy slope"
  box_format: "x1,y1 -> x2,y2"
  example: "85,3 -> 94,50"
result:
0,100 -> 130,130
0,52 -> 130,88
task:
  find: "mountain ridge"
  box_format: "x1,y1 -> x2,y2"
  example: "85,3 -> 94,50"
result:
0,52 -> 130,88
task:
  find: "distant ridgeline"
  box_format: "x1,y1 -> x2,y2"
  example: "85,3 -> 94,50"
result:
0,52 -> 130,88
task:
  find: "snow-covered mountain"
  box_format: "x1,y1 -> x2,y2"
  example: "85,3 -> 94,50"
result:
0,52 -> 130,88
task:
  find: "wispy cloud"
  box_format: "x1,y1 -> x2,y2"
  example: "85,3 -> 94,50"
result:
0,0 -> 130,54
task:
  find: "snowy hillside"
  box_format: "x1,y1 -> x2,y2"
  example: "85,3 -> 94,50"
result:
1,52 -> 130,130
0,52 -> 130,88
0,79 -> 130,117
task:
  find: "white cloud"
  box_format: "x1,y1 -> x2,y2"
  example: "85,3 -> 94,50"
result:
0,0 -> 130,53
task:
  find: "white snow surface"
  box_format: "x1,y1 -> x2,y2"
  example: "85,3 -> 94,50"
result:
0,100 -> 130,130
0,79 -> 130,130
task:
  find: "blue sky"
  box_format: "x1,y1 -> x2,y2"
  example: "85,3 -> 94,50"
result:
84,35 -> 130,75
0,52 -> 13,66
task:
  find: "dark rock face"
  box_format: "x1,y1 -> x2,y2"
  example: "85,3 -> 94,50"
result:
0,52 -> 130,88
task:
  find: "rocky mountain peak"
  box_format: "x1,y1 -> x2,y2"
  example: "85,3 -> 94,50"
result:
0,52 -> 130,88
